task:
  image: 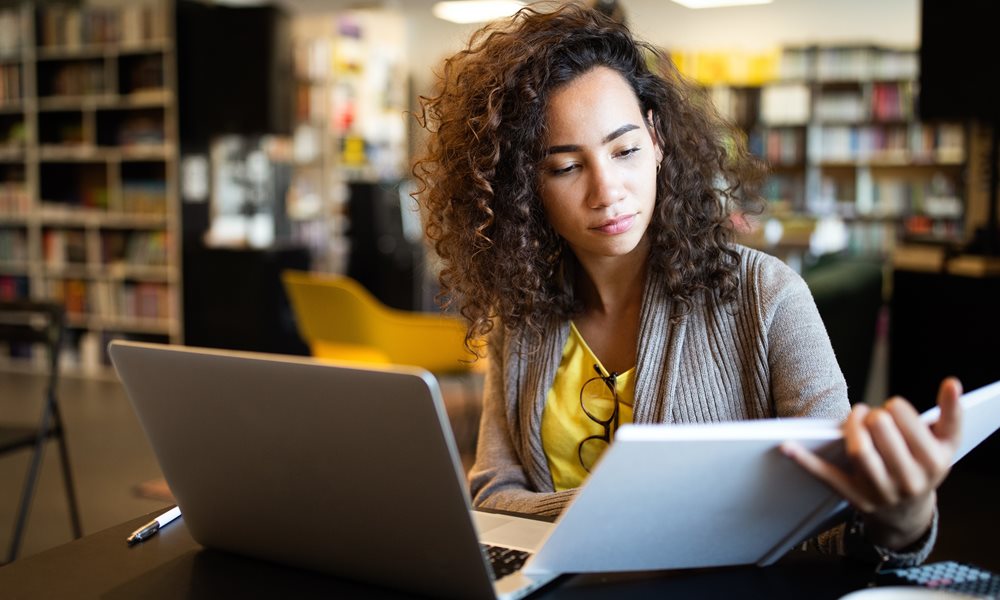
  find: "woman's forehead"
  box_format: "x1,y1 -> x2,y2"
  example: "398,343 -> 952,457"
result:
544,67 -> 646,142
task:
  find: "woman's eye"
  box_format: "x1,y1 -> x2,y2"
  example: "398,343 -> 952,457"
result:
617,147 -> 641,158
549,164 -> 577,176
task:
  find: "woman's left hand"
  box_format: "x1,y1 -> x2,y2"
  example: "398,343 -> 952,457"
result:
782,377 -> 963,550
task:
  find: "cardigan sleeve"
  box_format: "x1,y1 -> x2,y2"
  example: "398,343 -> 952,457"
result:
467,328 -> 577,517
752,250 -> 937,567
755,252 -> 849,420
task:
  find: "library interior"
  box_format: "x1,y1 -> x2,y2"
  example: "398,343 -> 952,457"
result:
1,0 -> 999,597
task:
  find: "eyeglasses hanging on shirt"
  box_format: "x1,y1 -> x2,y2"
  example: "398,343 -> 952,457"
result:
577,363 -> 621,472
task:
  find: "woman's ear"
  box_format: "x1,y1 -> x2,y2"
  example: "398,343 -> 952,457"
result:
647,110 -> 664,165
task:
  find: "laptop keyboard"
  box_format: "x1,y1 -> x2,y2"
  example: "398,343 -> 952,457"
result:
482,544 -> 532,580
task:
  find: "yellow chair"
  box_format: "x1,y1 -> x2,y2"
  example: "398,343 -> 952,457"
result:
281,270 -> 480,373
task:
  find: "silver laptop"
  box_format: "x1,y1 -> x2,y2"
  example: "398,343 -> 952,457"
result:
109,341 -> 558,600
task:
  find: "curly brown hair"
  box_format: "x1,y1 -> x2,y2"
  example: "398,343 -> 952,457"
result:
413,2 -> 766,353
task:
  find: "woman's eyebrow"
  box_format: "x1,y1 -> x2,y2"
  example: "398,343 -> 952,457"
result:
546,123 -> 640,155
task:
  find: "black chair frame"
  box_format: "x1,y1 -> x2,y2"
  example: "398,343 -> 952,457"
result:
0,300 -> 82,563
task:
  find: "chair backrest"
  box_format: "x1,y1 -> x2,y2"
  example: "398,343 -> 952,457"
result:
281,270 -> 474,373
0,301 -> 65,388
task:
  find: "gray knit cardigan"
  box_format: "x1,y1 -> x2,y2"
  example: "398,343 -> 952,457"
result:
468,245 -> 935,566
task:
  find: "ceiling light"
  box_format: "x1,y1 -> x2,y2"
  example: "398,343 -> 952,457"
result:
671,0 -> 772,8
432,1 -> 526,24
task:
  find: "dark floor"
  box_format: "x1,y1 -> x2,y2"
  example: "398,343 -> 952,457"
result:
0,369 -> 171,561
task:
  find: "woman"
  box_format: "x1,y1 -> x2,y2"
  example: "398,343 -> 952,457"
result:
413,3 -> 961,566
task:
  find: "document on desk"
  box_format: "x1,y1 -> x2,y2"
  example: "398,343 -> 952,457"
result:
525,379 -> 1000,575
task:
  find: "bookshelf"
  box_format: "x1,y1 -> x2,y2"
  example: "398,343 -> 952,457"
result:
0,1 -> 180,374
287,8 -> 409,274
683,45 -> 968,260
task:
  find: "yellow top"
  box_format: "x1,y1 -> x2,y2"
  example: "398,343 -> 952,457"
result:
541,322 -> 635,491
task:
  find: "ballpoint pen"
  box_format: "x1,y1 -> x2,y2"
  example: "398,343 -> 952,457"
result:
126,506 -> 182,546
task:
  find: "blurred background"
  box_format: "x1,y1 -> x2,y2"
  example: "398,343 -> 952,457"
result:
0,0 -> 997,567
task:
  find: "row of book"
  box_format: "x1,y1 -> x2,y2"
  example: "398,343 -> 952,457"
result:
42,62 -> 108,97
841,216 -> 964,255
122,181 -> 167,216
42,228 -> 171,269
756,81 -> 922,127
117,115 -> 166,146
871,82 -> 915,122
750,128 -> 806,166
814,91 -> 868,123
35,122 -> 167,150
42,229 -> 87,267
709,85 -> 760,130
0,274 -> 28,301
0,64 -> 20,103
779,46 -> 918,82
842,220 -> 897,256
818,174 -> 963,219
760,174 -> 806,209
676,45 -> 919,87
759,83 -> 811,126
0,182 -> 29,214
813,83 -> 916,123
0,228 -> 27,262
40,182 -> 109,209
807,123 -> 965,163
37,3 -> 168,49
43,277 -> 172,321
102,230 -> 169,267
867,176 -> 963,219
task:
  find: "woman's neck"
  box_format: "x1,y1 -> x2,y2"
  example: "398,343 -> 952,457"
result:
570,240 -> 650,374
574,242 -> 649,317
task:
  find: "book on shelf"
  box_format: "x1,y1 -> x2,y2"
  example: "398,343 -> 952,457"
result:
37,3 -> 167,49
122,180 -> 167,215
42,228 -> 87,267
0,182 -> 29,214
0,274 -> 28,301
121,54 -> 164,94
871,82 -> 914,121
0,64 -> 21,103
0,228 -> 27,262
101,230 -> 168,267
815,90 -> 867,122
760,83 -> 810,126
117,114 -> 165,146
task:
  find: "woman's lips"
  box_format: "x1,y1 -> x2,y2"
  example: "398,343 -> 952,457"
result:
593,214 -> 635,235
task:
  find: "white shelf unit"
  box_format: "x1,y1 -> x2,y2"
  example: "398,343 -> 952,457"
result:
0,1 -> 181,374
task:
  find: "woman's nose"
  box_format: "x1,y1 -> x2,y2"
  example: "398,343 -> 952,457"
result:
587,159 -> 625,208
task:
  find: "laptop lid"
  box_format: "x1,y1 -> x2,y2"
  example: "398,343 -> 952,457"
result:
109,341 -> 497,600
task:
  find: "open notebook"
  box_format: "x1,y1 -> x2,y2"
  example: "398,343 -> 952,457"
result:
526,379 -> 1000,574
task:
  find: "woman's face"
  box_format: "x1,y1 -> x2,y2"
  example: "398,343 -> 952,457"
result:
539,66 -> 662,266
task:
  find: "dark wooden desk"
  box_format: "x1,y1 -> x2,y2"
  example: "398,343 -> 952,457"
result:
0,512 -> 880,600
2,454 -> 996,598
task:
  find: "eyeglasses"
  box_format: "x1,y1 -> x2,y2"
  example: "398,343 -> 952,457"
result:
577,364 -> 620,473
